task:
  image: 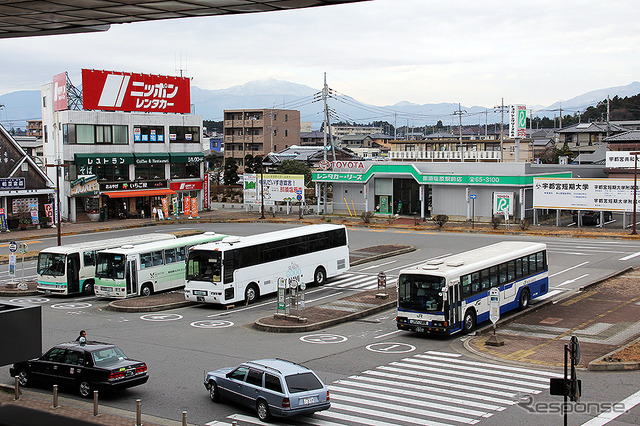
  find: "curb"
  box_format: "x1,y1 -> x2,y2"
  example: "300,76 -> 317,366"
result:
253,299 -> 397,333
588,334 -> 640,371
350,246 -> 416,266
105,300 -> 195,312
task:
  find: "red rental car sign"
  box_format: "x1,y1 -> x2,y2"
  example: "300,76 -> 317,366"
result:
82,69 -> 190,113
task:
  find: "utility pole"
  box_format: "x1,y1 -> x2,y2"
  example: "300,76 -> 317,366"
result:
606,96 -> 611,137
453,103 -> 466,157
494,98 -> 507,162
45,160 -> 68,246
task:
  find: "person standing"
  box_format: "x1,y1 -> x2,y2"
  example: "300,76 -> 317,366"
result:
75,330 -> 86,342
152,205 -> 157,221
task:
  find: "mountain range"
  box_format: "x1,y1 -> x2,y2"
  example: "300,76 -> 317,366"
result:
2,79 -> 639,131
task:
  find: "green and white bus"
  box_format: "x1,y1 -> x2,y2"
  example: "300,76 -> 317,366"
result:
37,234 -> 177,296
94,232 -> 227,298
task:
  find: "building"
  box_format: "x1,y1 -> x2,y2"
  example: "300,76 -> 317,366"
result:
262,145 -> 360,171
387,138 -> 533,163
330,125 -> 383,139
0,124 -> 55,229
41,71 -> 205,223
223,109 -> 300,171
299,131 -> 336,146
14,135 -> 44,168
556,122 -> 629,156
26,119 -> 42,138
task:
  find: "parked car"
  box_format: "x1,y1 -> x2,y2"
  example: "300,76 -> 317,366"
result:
204,359 -> 330,421
10,341 -> 149,398
572,210 -> 613,226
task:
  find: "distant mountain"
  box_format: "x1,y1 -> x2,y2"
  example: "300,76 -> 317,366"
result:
2,79 -> 640,131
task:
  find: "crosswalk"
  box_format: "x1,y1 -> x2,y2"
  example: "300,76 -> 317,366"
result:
206,350 -> 563,426
325,272 -> 397,291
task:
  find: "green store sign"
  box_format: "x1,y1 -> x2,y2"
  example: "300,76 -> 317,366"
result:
312,164 -> 571,186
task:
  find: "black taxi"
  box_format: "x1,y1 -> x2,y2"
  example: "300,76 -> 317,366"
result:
10,341 -> 149,397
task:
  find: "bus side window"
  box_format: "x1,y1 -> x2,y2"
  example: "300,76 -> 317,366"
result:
461,274 -> 471,293
498,263 -> 508,285
164,248 -> 176,264
84,250 -> 96,267
176,247 -> 185,262
529,254 -> 537,274
490,266 -> 499,287
141,253 -> 152,269
481,268 -> 490,290
461,284 -> 471,297
152,251 -> 163,266
522,255 -> 529,276
537,251 -> 546,271
515,258 -> 523,279
471,272 -> 480,292
507,260 -> 516,282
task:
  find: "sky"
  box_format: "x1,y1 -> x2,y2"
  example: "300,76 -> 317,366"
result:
1,0 -> 639,109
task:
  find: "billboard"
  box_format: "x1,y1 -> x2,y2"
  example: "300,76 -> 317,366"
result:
244,174 -> 305,204
82,69 -> 190,113
509,105 -> 527,138
533,178 -> 639,212
605,151 -> 640,169
53,72 -> 68,111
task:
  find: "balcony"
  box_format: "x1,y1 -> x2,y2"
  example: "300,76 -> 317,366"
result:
389,150 -> 502,162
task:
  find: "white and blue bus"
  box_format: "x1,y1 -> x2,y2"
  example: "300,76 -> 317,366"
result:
37,233 -> 177,296
184,224 -> 350,305
396,241 -> 548,335
94,232 -> 227,298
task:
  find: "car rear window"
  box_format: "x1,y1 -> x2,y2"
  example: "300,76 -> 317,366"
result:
284,372 -> 323,393
92,347 -> 127,367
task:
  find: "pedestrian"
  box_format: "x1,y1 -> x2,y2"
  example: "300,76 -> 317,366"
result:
152,205 -> 157,221
75,330 -> 86,342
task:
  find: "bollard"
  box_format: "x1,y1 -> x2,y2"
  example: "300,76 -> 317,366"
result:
136,399 -> 142,426
93,391 -> 99,416
231,422 -> 237,426
52,384 -> 58,408
182,411 -> 187,426
14,377 -> 19,400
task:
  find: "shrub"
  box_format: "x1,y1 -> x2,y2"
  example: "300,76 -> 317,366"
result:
361,211 -> 374,223
491,216 -> 502,229
519,218 -> 531,231
432,214 -> 449,229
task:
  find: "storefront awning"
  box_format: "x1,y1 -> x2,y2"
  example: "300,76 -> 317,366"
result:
75,153 -> 135,165
103,189 -> 176,198
169,152 -> 204,163
135,153 -> 170,164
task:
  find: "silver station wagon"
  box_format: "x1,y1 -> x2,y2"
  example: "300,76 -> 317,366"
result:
204,358 -> 330,421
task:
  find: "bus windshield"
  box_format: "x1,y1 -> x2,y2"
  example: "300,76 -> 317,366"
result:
186,250 -> 222,282
96,253 -> 126,280
38,253 -> 66,277
398,274 -> 446,312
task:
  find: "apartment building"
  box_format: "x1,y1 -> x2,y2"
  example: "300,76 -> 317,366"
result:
223,109 -> 300,171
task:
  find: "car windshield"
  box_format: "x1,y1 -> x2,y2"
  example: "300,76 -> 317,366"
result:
92,347 -> 128,367
38,252 -> 66,277
96,253 -> 126,280
284,372 -> 323,393
186,250 -> 222,282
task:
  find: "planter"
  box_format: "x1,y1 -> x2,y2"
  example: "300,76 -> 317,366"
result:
87,213 -> 100,222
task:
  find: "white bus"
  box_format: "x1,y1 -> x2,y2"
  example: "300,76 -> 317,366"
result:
396,241 -> 548,335
36,233 -> 177,296
94,232 -> 228,298
184,224 -> 350,305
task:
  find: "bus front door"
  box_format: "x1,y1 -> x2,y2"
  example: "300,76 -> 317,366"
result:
449,283 -> 461,331
125,260 -> 138,296
67,253 -> 80,294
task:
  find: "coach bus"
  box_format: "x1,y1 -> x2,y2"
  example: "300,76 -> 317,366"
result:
396,241 -> 548,335
94,232 -> 227,298
184,224 -> 350,305
36,234 -> 177,296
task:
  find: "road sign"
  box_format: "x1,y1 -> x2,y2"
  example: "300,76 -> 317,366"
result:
18,242 -> 27,254
8,241 -> 17,252
469,194 -> 477,199
489,288 -> 500,324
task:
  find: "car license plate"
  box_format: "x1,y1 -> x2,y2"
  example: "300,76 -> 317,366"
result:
45,290 -> 51,295
415,326 -> 424,333
301,397 -> 315,405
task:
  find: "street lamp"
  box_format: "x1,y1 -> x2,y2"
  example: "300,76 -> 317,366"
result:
631,152 -> 640,235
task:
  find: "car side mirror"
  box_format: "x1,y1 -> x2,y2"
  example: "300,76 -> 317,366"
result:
226,372 -> 233,379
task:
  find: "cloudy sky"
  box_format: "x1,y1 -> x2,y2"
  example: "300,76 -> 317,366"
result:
1,0 -> 639,109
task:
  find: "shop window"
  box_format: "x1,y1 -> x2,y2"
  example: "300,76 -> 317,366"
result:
136,164 -> 166,180
169,126 -> 200,143
170,163 -> 199,179
95,164 -> 129,181
134,126 -> 164,143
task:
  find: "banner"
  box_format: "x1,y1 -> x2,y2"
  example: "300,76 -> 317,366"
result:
30,203 -> 39,225
533,178 -> 638,212
0,208 -> 7,232
161,197 -> 169,220
172,197 -> 179,218
243,174 -> 305,205
203,173 -> 210,209
191,197 -> 198,218
183,196 -> 190,216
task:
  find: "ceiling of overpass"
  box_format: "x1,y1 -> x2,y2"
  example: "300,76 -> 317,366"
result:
0,0 -> 368,39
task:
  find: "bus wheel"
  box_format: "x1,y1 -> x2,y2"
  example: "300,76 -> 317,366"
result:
245,284 -> 259,304
463,310 -> 476,333
313,267 -> 327,286
519,288 -> 530,310
83,281 -> 94,296
141,284 -> 153,297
